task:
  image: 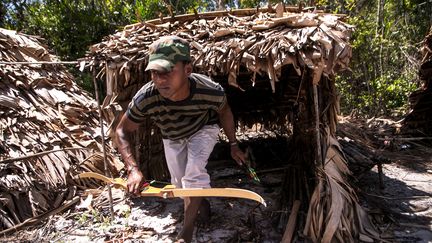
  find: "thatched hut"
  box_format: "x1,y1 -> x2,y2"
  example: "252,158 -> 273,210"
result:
83,5 -> 378,242
0,28 -> 122,231
402,27 -> 432,136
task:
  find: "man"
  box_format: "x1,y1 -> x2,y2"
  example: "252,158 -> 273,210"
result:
115,36 -> 246,242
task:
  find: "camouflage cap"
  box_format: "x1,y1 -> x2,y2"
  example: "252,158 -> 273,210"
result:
145,36 -> 191,72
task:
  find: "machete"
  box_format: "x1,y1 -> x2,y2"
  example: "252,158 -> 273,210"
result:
78,172 -> 266,206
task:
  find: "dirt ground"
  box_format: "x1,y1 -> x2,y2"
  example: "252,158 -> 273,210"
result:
339,117 -> 432,242
358,149 -> 432,242
2,118 -> 432,242
2,163 -> 284,242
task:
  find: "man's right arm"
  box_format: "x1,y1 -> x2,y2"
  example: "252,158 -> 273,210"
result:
115,114 -> 145,194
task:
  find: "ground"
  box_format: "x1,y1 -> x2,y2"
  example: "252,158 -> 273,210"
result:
339,117 -> 432,242
2,118 -> 432,242
358,148 -> 432,242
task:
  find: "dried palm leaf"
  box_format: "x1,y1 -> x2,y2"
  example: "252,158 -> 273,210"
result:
303,136 -> 379,242
0,28 -> 123,231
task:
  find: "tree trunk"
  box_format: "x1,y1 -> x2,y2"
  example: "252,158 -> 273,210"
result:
376,0 -> 385,36
217,0 -> 225,10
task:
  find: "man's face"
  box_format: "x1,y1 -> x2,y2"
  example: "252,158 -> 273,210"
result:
150,62 -> 192,101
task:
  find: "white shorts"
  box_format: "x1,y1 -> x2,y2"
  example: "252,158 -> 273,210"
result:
162,124 -> 220,189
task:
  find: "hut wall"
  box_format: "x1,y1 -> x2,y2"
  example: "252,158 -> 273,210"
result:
402,27 -> 432,135
0,28 -> 122,230
103,62 -> 304,180
213,65 -> 301,132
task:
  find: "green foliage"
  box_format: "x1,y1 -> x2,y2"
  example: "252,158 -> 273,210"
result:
0,0 -> 204,95
0,0 -> 32,30
11,0 -> 136,95
238,0 -> 303,8
134,0 -> 164,21
75,212 -> 89,224
319,0 -> 430,117
70,68 -> 95,94
74,209 -> 112,227
133,0 -> 207,21
1,0 -> 207,59
22,0 -> 134,60
1,0 -> 430,117
239,0 -> 261,8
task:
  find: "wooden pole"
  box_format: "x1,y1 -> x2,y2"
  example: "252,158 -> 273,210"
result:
0,147 -> 90,164
313,83 -> 323,167
281,200 -> 301,243
378,137 -> 432,141
92,66 -> 115,221
123,6 -> 346,27
0,61 -> 78,65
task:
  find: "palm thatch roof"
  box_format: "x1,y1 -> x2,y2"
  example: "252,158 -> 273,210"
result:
402,26 -> 432,136
0,28 -> 122,231
85,6 -> 353,91
82,5 -> 381,242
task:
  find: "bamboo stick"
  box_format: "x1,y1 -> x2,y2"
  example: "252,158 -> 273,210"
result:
92,68 -> 115,221
313,83 -> 323,167
0,147 -> 91,164
378,137 -> 432,141
122,7 -> 346,27
0,61 -> 78,65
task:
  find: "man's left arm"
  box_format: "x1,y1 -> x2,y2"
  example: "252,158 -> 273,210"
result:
217,102 -> 246,165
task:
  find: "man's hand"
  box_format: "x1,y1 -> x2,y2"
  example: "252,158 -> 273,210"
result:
127,167 -> 146,195
217,102 -> 247,166
231,145 -> 246,165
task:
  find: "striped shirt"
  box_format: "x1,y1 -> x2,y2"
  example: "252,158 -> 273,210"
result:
126,73 -> 226,140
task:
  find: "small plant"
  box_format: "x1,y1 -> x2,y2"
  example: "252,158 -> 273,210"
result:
124,208 -> 131,219
75,212 -> 89,225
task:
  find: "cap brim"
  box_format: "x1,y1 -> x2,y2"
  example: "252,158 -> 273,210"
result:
145,59 -> 174,72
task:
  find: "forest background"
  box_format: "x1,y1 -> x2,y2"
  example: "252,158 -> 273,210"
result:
1,0 -> 431,117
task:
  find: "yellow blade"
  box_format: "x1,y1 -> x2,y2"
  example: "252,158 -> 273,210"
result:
166,188 -> 266,206
78,172 -> 266,206
78,172 -> 127,189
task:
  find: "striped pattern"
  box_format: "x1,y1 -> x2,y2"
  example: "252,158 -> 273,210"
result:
127,73 -> 226,140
